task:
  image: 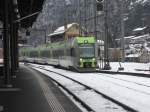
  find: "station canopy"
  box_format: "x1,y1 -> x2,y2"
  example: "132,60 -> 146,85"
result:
0,0 -> 44,28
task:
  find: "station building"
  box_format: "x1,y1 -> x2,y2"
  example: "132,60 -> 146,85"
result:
48,23 -> 80,43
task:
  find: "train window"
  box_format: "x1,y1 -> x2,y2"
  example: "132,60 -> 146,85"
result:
79,45 -> 95,58
71,48 -> 75,57
66,49 -> 70,56
30,51 -> 39,58
23,52 -> 25,56
52,50 -> 57,59
52,49 -> 64,59
40,50 -> 51,58
59,50 -> 64,57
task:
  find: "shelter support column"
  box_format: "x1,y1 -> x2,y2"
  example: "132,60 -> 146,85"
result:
3,0 -> 11,87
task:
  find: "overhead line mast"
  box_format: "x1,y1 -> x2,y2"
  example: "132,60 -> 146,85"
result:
103,0 -> 111,70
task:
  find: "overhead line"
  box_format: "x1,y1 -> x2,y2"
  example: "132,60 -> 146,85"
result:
14,11 -> 40,23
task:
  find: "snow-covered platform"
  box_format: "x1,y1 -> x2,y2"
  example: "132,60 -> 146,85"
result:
0,65 -> 81,112
97,62 -> 150,75
109,62 -> 150,74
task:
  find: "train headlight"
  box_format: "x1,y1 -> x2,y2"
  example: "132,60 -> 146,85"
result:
92,58 -> 96,61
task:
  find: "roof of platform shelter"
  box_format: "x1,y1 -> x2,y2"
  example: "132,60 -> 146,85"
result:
48,23 -> 79,37
0,0 -> 44,28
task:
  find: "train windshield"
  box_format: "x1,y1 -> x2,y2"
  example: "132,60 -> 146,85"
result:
79,45 -> 95,58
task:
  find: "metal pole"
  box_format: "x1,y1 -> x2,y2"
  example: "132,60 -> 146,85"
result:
44,30 -> 46,44
64,2 -> 68,41
84,0 -> 87,36
103,0 -> 111,70
14,11 -> 40,23
121,0 -> 125,62
94,0 -> 97,40
3,0 -> 12,87
78,0 -> 81,36
14,22 -> 19,70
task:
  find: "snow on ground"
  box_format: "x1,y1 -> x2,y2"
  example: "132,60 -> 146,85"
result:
109,62 -> 150,74
32,66 -> 126,112
30,63 -> 150,112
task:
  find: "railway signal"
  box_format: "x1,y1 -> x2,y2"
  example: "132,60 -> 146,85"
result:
26,30 -> 30,36
96,0 -> 103,11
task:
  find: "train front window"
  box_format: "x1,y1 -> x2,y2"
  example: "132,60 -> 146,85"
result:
79,45 -> 95,58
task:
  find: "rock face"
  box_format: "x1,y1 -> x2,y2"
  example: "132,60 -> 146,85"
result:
30,0 -> 150,46
125,0 -> 150,36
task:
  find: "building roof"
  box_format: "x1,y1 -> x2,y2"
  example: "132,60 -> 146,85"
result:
126,53 -> 141,58
0,0 -> 44,28
48,23 -> 78,37
115,36 -> 135,41
124,36 -> 135,39
132,34 -> 149,40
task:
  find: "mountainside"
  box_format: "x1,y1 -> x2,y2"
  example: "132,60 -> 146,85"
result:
30,0 -> 150,46
125,0 -> 150,36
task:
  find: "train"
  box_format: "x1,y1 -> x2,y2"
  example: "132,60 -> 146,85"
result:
20,36 -> 98,72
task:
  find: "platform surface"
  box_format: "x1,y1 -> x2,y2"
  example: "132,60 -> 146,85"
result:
0,65 -> 81,112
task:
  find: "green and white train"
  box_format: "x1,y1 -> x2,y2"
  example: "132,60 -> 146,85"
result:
20,36 -> 97,71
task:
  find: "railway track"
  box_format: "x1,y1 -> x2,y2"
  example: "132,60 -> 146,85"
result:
97,70 -> 150,78
29,64 -> 137,112
95,73 -> 150,96
97,73 -> 150,88
23,61 -> 150,78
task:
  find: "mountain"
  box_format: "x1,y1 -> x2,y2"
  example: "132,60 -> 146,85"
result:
30,0 -> 150,46
125,0 -> 150,36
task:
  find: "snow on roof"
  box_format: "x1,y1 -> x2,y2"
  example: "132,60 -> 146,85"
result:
18,44 -> 32,47
115,38 -> 120,41
132,34 -> 149,40
135,0 -> 148,4
126,53 -> 141,58
48,23 -> 78,37
124,36 -> 135,39
133,27 -> 146,32
115,36 -> 135,41
145,47 -> 150,52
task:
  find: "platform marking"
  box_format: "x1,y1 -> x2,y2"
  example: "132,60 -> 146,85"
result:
28,67 -> 66,112
0,106 -> 4,112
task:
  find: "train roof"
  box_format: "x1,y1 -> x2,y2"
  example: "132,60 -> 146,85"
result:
75,37 -> 95,44
21,37 -> 96,52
